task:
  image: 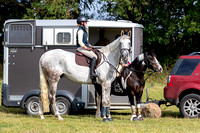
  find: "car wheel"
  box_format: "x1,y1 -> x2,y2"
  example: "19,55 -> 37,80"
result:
179,94 -> 200,118
25,96 -> 39,115
51,97 -> 71,115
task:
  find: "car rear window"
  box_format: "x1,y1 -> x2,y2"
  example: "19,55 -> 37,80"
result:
173,59 -> 200,76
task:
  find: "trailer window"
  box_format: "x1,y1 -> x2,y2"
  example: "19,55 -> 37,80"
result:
8,24 -> 33,45
57,32 -> 71,44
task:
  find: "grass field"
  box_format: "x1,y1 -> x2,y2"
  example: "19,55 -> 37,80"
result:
1,79 -> 200,133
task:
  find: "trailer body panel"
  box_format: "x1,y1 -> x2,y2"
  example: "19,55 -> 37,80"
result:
2,19 -> 143,111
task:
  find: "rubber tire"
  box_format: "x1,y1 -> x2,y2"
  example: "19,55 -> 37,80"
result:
179,94 -> 200,118
25,96 -> 40,115
51,97 -> 71,115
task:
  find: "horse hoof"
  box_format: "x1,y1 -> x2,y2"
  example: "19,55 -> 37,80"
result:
137,116 -> 144,121
108,117 -> 113,121
103,118 -> 109,122
40,116 -> 45,120
131,117 -> 138,121
59,117 -> 63,120
58,116 -> 64,120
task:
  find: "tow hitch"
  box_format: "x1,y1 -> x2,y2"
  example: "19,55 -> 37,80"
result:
144,86 -> 171,107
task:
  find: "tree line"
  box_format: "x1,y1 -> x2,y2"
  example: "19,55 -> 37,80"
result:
0,0 -> 199,68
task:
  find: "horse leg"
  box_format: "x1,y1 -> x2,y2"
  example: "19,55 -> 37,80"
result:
101,82 -> 112,122
136,97 -> 144,121
94,84 -> 102,118
129,95 -> 137,121
49,80 -> 63,120
38,93 -> 45,119
95,92 -> 102,118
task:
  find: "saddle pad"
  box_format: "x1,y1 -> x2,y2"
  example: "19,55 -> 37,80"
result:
75,49 -> 102,67
75,53 -> 90,67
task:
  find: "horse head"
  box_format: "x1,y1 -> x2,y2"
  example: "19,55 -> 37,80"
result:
120,30 -> 131,62
144,51 -> 163,73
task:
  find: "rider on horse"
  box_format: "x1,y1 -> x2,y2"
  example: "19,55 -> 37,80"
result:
76,16 -> 99,79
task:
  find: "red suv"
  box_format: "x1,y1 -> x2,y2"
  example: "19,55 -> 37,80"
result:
164,52 -> 200,118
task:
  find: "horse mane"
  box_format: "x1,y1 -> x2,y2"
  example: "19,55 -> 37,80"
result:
128,51 -> 156,69
101,37 -> 121,53
129,53 -> 145,68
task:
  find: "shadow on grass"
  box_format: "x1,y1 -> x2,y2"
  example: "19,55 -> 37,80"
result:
71,109 -> 130,116
162,110 -> 182,118
0,105 -> 183,119
0,106 -> 26,115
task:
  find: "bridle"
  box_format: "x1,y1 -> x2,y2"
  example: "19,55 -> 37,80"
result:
144,52 -> 159,69
120,36 -> 131,61
124,52 -> 159,84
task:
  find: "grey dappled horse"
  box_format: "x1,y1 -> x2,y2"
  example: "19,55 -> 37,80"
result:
38,30 -> 131,121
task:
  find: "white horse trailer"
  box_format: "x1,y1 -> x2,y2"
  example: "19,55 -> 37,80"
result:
2,19 -> 143,115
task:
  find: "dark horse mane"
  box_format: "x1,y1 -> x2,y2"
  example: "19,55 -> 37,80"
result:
125,51 -> 155,80
128,51 -> 156,70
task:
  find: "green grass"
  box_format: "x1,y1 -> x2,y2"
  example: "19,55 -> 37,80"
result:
1,77 -> 200,133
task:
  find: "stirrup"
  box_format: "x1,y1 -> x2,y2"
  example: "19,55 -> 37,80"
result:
90,74 -> 98,79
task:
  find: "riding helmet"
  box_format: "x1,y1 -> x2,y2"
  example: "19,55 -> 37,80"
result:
77,16 -> 88,24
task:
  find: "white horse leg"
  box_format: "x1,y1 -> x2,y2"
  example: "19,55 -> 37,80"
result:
136,104 -> 144,121
38,93 -> 45,119
130,96 -> 138,121
101,82 -> 112,122
95,93 -> 101,118
49,81 -> 63,120
130,105 -> 137,121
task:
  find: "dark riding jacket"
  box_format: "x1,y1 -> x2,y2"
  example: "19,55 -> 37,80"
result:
76,26 -> 90,48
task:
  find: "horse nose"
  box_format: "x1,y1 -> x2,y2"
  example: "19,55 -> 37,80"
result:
122,50 -> 129,59
159,67 -> 163,73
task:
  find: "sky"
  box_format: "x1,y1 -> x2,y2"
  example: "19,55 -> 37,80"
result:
80,0 -> 110,20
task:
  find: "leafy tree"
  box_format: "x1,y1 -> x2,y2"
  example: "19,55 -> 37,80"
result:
0,1 -> 31,64
102,0 -> 200,67
23,0 -> 95,19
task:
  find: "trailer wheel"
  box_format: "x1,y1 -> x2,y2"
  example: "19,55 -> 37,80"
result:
51,97 -> 71,115
25,96 -> 39,115
179,94 -> 200,118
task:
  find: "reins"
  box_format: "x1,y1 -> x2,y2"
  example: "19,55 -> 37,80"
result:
122,52 -> 158,84
94,48 -> 121,75
126,67 -> 155,83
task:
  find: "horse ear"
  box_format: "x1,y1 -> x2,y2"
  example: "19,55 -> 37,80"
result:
128,30 -> 131,38
121,30 -> 124,36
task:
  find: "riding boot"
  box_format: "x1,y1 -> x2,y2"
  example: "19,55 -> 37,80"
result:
90,57 -> 99,79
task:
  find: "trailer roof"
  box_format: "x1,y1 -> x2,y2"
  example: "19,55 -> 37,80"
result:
36,19 -> 143,28
5,19 -> 143,28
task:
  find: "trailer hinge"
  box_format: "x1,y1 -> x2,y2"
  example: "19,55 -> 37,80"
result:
45,46 -> 48,51
31,46 -> 34,51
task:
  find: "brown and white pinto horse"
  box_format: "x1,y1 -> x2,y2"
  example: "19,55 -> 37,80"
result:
95,51 -> 163,121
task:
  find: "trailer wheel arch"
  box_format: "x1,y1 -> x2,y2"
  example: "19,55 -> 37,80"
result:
20,90 -> 77,110
20,90 -> 40,109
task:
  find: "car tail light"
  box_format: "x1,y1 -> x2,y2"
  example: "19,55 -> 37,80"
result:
167,75 -> 173,86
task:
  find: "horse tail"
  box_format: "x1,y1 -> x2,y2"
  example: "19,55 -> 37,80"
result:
39,61 -> 50,112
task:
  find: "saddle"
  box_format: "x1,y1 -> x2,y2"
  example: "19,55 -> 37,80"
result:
75,48 -> 102,68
